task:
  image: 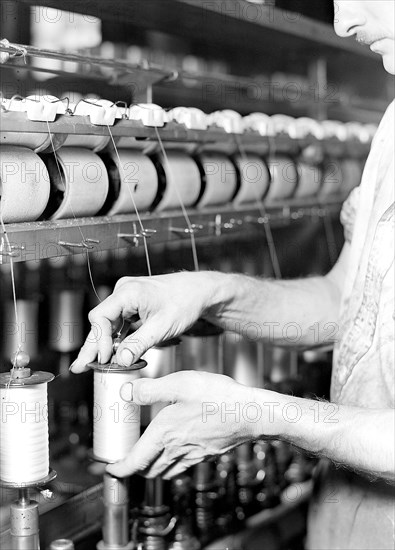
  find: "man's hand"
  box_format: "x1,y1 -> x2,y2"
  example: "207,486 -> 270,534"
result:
106,371 -> 266,479
70,272 -> 226,373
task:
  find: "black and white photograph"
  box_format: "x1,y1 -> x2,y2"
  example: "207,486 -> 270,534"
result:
0,1 -> 394,549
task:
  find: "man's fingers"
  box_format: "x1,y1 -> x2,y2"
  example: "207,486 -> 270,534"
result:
70,329 -> 101,373
88,296 -> 127,361
71,295 -> 127,373
143,454 -> 187,479
106,424 -> 164,478
115,318 -> 166,366
119,375 -> 182,406
161,460 -> 195,480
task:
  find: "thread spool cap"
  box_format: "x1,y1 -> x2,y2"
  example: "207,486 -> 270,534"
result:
0,370 -> 55,388
88,359 -> 147,373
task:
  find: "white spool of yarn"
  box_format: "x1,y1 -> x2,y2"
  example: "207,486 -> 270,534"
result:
93,370 -> 141,463
232,154 -> 270,205
0,384 -> 49,483
41,147 -> 109,219
195,153 -> 238,208
265,156 -> 298,204
154,152 -> 201,211
142,340 -> 179,422
294,162 -> 323,198
0,146 -> 50,222
104,150 -> 158,215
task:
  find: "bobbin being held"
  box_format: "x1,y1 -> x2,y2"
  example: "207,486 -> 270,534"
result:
88,348 -> 147,464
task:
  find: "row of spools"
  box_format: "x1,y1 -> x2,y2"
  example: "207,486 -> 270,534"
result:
0,144 -> 363,223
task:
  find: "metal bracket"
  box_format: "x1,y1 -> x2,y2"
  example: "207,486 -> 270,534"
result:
0,242 -> 25,258
58,238 -> 100,250
118,225 -> 157,247
170,224 -> 203,235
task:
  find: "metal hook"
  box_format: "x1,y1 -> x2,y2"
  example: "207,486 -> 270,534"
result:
118,227 -> 156,247
7,42 -> 28,62
58,239 -> 99,250
114,101 -> 129,119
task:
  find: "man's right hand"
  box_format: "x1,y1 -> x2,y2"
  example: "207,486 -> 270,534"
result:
70,271 -> 225,373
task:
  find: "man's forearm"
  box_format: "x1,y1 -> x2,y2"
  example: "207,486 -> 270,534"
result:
204,273 -> 342,348
255,389 -> 395,482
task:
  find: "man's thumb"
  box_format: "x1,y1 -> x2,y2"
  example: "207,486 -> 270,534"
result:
120,376 -> 179,406
116,322 -> 163,366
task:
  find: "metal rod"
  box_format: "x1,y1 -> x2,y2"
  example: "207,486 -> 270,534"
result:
0,41 -> 171,76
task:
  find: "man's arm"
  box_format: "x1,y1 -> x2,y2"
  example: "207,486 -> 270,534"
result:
260,389 -> 395,482
205,243 -> 349,348
71,244 -> 350,372
106,372 -> 395,484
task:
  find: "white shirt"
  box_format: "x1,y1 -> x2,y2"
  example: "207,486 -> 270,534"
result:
307,101 -> 395,550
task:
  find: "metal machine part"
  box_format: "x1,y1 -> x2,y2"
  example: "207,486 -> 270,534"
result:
142,337 -> 181,422
169,475 -> 200,550
181,320 -> 224,374
137,340 -> 180,549
9,490 -> 40,550
2,300 -> 39,362
49,540 -> 75,550
96,474 -> 134,550
194,461 -> 219,544
137,478 -> 177,550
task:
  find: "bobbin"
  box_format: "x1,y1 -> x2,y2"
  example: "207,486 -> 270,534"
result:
152,151 -> 201,211
0,146 -> 51,223
0,365 -> 56,550
194,152 -> 238,208
232,154 -> 270,205
88,358 -> 147,464
89,359 -> 146,550
265,156 -> 299,204
40,146 -> 109,219
0,369 -> 55,484
182,320 -> 224,375
142,338 -> 181,424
